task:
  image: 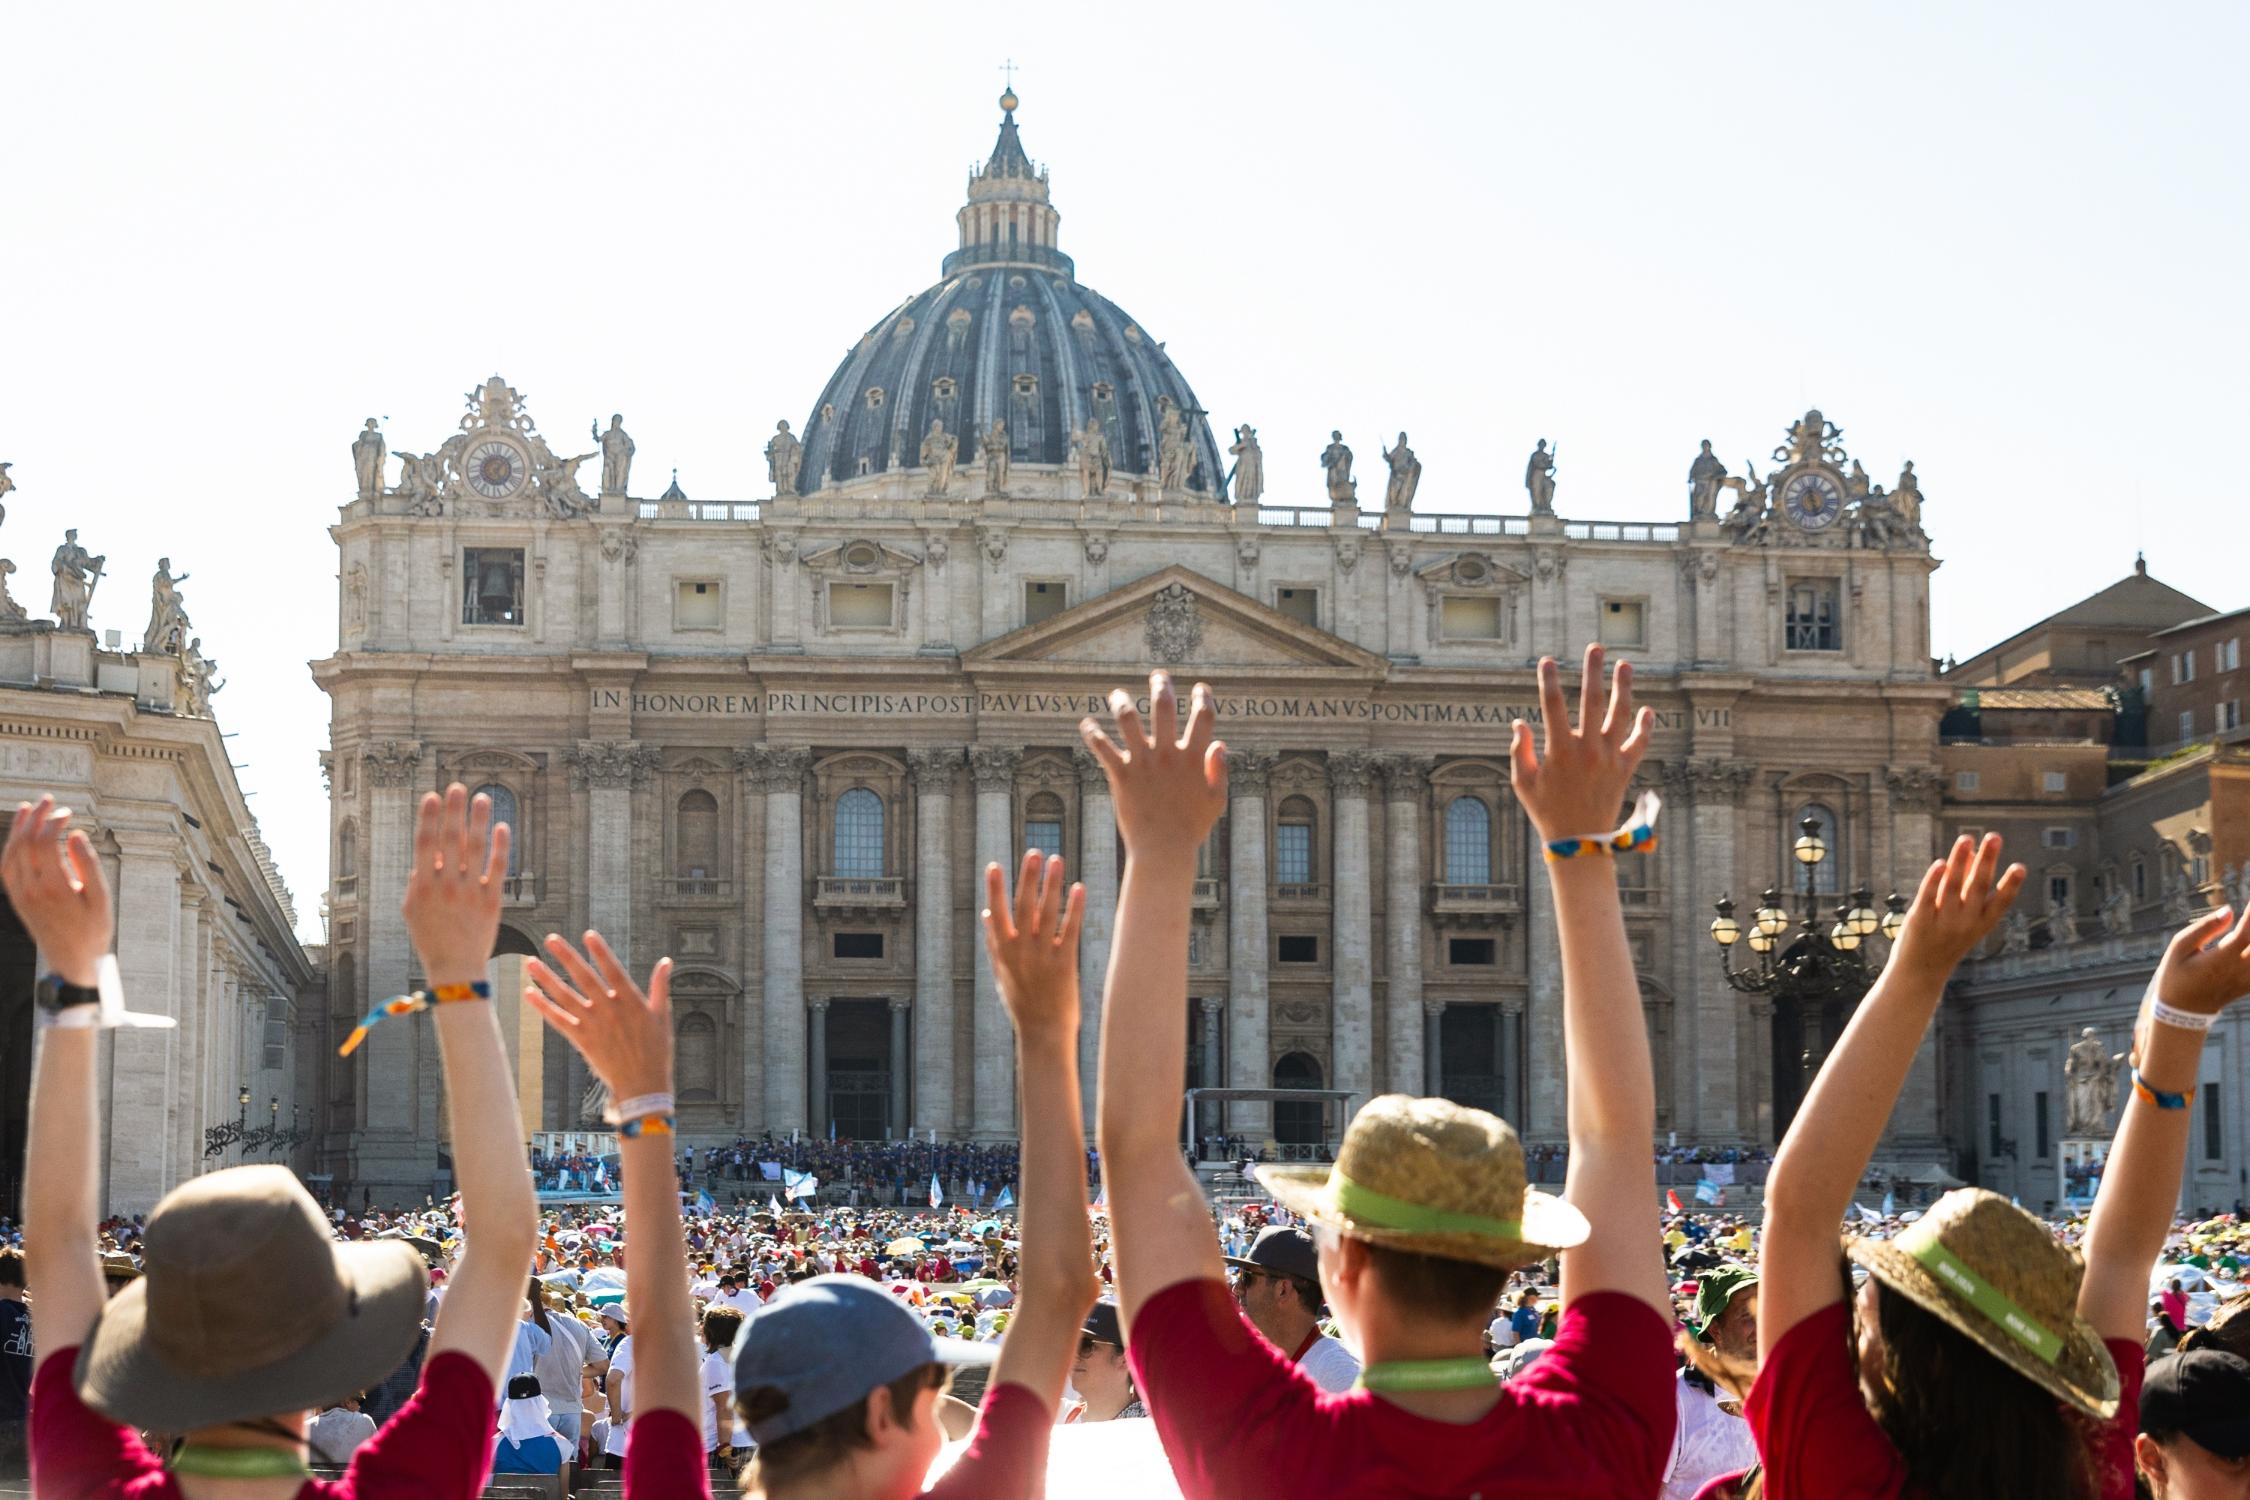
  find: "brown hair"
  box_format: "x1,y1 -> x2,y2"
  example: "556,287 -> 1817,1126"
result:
526,1275 -> 550,1333
0,1247 -> 23,1288
738,1363 -> 945,1493
1362,1243 -> 1509,1323
704,1305 -> 744,1354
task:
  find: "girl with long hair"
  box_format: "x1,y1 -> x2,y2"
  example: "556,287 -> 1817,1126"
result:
1744,834 -> 2250,1500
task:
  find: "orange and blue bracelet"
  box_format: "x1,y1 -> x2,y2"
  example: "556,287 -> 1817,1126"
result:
337,980 -> 491,1057
1544,790 -> 1662,863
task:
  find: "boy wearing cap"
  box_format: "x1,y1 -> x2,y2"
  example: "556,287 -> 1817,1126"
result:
13,786 -> 540,1499
2136,1348 -> 2250,1498
1083,653 -> 1676,1497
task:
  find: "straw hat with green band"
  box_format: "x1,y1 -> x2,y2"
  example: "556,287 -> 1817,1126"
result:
1847,1187 -> 2118,1419
1253,1094 -> 1587,1272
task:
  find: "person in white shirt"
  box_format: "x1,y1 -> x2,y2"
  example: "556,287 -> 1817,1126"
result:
710,1273 -> 762,1316
306,1391 -> 375,1464
1662,1263 -> 1760,1500
600,1319 -> 634,1468
526,1278 -> 595,1452
1224,1224 -> 1361,1394
701,1305 -> 744,1463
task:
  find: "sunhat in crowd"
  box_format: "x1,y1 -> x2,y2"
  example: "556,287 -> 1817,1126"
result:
1253,1094 -> 1588,1273
75,1165 -> 426,1432
1689,1264 -> 1759,1342
1847,1186 -> 2119,1419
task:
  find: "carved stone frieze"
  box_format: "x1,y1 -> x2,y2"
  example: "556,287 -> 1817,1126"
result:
362,740 -> 423,788
739,745 -> 812,792
1227,749 -> 1277,795
1327,749 -> 1376,796
968,744 -> 1021,791
1373,752 -> 1436,800
907,746 -> 963,789
1145,583 -> 1204,665
568,740 -> 662,789
1885,765 -> 1944,814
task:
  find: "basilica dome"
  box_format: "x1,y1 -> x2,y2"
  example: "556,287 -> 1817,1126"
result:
798,93 -> 1225,498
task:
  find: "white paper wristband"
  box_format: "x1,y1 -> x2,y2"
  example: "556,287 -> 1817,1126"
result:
605,1091 -> 676,1126
2149,997 -> 2215,1034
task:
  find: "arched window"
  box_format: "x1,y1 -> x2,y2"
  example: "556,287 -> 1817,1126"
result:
1444,796 -> 1492,885
472,784 -> 521,874
1275,797 -> 1317,887
2131,854 -> 2148,901
833,788 -> 885,878
676,790 -> 719,890
677,1013 -> 718,1103
1792,802 -> 1840,895
1273,1052 -> 1325,1146
335,822 -> 357,881
1023,792 -> 1064,860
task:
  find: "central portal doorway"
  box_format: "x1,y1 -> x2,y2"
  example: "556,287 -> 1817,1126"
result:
823,999 -> 893,1141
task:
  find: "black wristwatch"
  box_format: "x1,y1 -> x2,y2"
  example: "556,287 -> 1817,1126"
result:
35,973 -> 100,1013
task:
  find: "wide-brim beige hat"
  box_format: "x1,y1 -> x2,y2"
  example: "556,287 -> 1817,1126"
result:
1848,1186 -> 2118,1420
1253,1094 -> 1587,1272
76,1165 -> 426,1433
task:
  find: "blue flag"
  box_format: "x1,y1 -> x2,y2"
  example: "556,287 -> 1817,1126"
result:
695,1189 -> 716,1214
929,1174 -> 944,1209
1695,1179 -> 1722,1206
995,1185 -> 1015,1209
1882,1189 -> 1896,1217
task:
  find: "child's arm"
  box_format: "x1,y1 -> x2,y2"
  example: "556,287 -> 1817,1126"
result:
984,851 -> 1102,1404
1758,834 -> 2022,1361
2077,906 -> 2250,1340
1086,674 -> 1231,1322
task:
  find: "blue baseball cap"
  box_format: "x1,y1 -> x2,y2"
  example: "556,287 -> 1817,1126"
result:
730,1274 -> 995,1444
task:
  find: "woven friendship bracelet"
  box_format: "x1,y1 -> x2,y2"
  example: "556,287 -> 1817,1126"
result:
605,1091 -> 677,1127
336,980 -> 493,1057
2133,1070 -> 2194,1111
618,1113 -> 675,1138
1545,790 -> 1662,863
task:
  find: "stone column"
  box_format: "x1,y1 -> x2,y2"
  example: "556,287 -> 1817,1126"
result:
970,746 -> 1021,1137
908,748 -> 961,1136
807,998 -> 830,1138
1886,768 -> 1946,1149
751,747 -> 811,1133
1328,752 -> 1375,1105
1687,759 -> 1753,1140
1199,995 -> 1225,1143
1525,847 -> 1566,1142
1074,749 -> 1119,1127
359,742 -> 422,1186
1377,755 -> 1431,1096
888,999 -> 912,1137
1227,752 -> 1275,1139
568,740 -> 654,1125
107,829 -> 183,1214
1423,1000 -> 1445,1097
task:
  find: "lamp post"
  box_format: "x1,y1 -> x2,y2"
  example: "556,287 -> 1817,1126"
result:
1709,814 -> 1908,1137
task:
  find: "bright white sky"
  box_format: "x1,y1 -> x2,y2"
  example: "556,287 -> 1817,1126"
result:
3,2 -> 2243,940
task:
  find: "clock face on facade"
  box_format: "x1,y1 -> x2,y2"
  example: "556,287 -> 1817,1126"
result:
1781,470 -> 1844,530
466,439 -> 528,500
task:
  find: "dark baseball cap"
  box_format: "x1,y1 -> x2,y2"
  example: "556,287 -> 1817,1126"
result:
1081,1300 -> 1125,1347
730,1274 -> 994,1445
2141,1349 -> 2250,1459
1223,1225 -> 1319,1282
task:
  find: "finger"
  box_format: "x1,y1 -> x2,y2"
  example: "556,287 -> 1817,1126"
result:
1966,832 -> 2004,907
1057,881 -> 1086,948
646,957 -> 672,1021
442,783 -> 469,873
1601,658 -> 1633,743
1934,834 -> 1974,908
1906,857 -> 1947,916
1578,643 -> 1604,740
2220,904 -> 2250,954
64,829 -> 101,901
1535,657 -> 1565,756
1078,720 -> 1127,780
524,955 -> 594,1014
543,934 -> 612,1001
1109,688 -> 1149,755
983,863 -> 1015,945
1618,706 -> 1654,770
1184,683 -> 1217,758
466,791 -> 494,882
1990,862 -> 2028,913
1038,854 -> 1065,937
1013,851 -> 1042,936
1508,719 -> 1539,791
2173,906 -> 2238,959
583,931 -> 638,1000
412,792 -> 442,875
1150,671 -> 1178,751
523,985 -> 584,1034
483,821 -> 512,889
1204,740 -> 1229,799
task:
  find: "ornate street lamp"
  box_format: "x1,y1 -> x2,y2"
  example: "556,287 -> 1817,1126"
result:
1709,815 -> 1909,1130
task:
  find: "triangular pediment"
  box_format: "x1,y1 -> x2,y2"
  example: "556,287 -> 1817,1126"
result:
963,565 -> 1388,677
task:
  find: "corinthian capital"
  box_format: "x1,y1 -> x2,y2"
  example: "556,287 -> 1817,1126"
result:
361,739 -> 423,788
568,740 -> 662,789
969,745 -> 1021,792
740,745 -> 812,792
1227,749 -> 1277,795
1327,750 -> 1376,796
907,745 -> 964,790
1372,752 -> 1436,800
1885,765 -> 1945,814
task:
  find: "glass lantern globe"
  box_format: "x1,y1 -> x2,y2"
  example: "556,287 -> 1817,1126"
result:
1753,898 -> 1790,938
1794,829 -> 1828,865
1830,922 -> 1862,952
1880,893 -> 1908,941
1711,913 -> 1741,947
1747,927 -> 1776,954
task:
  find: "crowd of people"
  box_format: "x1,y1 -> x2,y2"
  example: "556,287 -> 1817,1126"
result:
4,650 -> 2250,1500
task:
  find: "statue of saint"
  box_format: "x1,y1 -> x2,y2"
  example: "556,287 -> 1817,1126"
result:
2099,882 -> 2131,936
144,558 -> 191,656
1320,431 -> 1355,506
1999,907 -> 2031,954
180,636 -> 223,716
0,559 -> 25,622
1687,440 -> 1727,519
2064,1027 -> 2119,1135
2046,896 -> 2079,946
1894,460 -> 1922,530
1382,432 -> 1422,512
1524,440 -> 1557,516
1156,398 -> 1196,492
49,529 -> 102,632
1072,417 -> 1112,498
978,418 -> 1010,494
1846,459 -> 1872,496
351,419 -> 386,499
920,419 -> 958,497
766,420 -> 803,497
1227,424 -> 1263,504
0,461 -> 13,503
539,450 -> 599,518
593,415 -> 635,496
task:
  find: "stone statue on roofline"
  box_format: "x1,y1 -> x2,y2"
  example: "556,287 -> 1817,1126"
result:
920,418 -> 959,497
593,415 -> 635,496
145,558 -> 191,656
1320,431 -> 1355,506
767,420 -> 803,497
1687,440 -> 1727,519
1383,432 -> 1421,513
351,419 -> 386,499
1227,424 -> 1263,504
1072,417 -> 1112,499
979,418 -> 1010,494
1524,439 -> 1556,516
49,529 -> 102,632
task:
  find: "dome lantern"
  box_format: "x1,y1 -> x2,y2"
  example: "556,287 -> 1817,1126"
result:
947,88 -> 1071,279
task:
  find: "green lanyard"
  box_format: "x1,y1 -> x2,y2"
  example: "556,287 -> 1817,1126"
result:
1356,1356 -> 1498,1393
170,1444 -> 313,1480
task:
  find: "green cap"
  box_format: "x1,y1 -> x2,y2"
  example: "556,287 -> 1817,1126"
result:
1690,1264 -> 1759,1340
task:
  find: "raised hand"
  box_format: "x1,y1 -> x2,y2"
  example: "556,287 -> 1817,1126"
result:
523,933 -> 675,1102
983,851 -> 1086,1044
1509,644 -> 1652,843
2148,904 -> 2250,1018
1078,671 -> 1227,867
1887,832 -> 2026,980
1,796 -> 110,986
401,783 -> 512,987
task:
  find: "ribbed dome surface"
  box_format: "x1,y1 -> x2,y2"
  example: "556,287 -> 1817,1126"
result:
797,94 -> 1224,498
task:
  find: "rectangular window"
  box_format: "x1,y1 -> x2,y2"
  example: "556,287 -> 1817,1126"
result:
2042,771 -> 2068,793
828,582 -> 895,629
2034,1092 -> 2050,1160
1023,819 -> 1062,858
1274,822 -> 1312,885
2048,874 -> 2071,906
2222,700 -> 2242,732
1987,1093 -> 2004,1158
674,579 -> 723,630
2138,667 -> 2155,699
1276,934 -> 1319,965
2205,1084 -> 2224,1161
2180,709 -> 2197,742
1597,598 -> 1646,648
2220,638 -> 2242,672
2133,861 -> 2147,899
263,1016 -> 286,1071
1448,937 -> 1496,966
1023,580 -> 1068,626
2175,650 -> 2197,684
1784,580 -> 1842,651
2042,827 -> 2076,849
462,548 -> 526,626
1440,596 -> 1503,640
832,932 -> 884,960
1955,770 -> 1981,792
1274,587 -> 1319,627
